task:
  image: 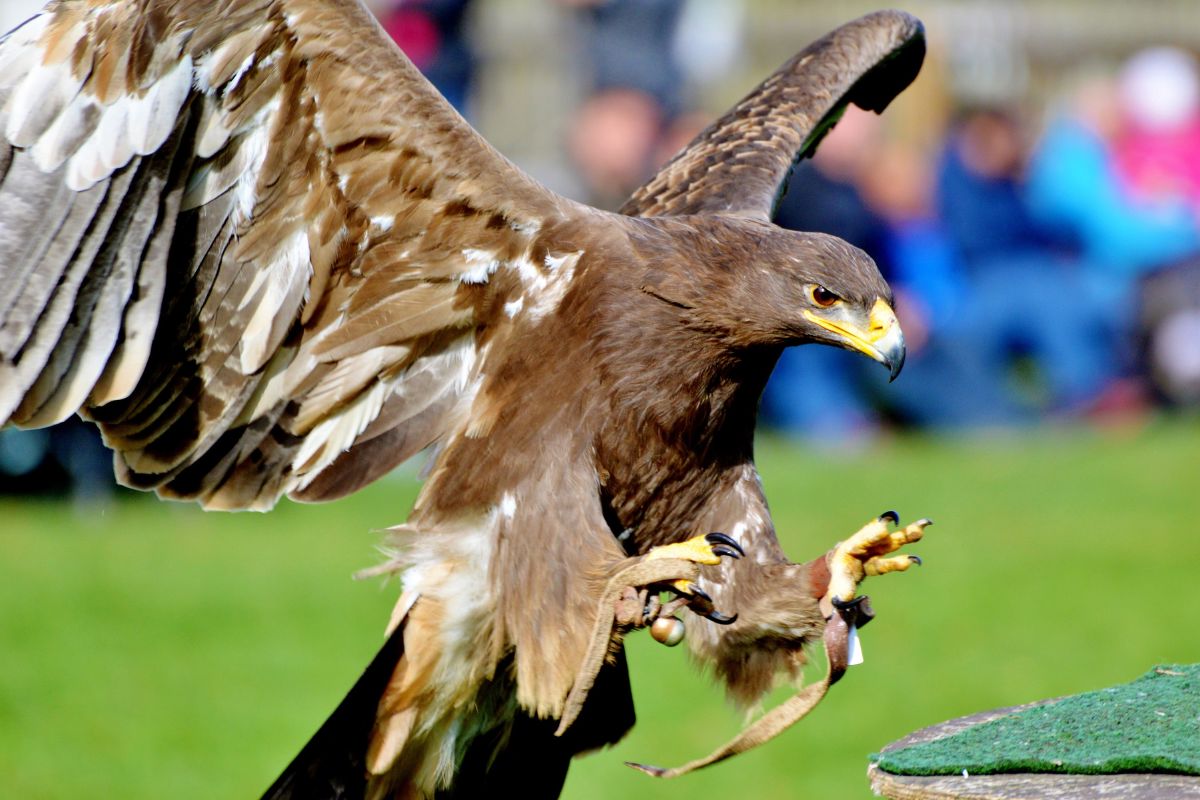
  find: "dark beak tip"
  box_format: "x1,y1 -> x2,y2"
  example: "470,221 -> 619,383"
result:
887,348 -> 906,382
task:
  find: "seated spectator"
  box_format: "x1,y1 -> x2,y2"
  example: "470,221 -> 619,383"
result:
1027,69 -> 1200,302
857,139 -> 1030,429
1027,60 -> 1200,409
1112,48 -> 1200,406
563,0 -> 692,209
936,107 -> 1124,419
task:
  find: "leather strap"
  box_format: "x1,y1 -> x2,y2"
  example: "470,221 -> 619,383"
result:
626,596 -> 875,779
557,557 -> 702,737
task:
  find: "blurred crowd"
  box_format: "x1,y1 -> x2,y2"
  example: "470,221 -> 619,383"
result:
766,47 -> 1200,442
6,0 -> 1200,495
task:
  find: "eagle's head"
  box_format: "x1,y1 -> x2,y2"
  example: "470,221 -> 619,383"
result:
766,228 -> 906,381
638,219 -> 906,380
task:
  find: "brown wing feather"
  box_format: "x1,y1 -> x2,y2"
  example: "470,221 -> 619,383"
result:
621,9 -> 924,221
0,0 -> 574,509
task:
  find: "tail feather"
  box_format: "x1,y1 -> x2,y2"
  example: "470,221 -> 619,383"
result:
436,648 -> 635,800
261,621 -> 407,800
262,609 -> 636,800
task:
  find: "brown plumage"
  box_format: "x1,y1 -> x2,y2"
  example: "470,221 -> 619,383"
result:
0,2 -> 925,797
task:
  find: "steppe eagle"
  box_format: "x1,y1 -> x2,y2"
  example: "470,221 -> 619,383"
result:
0,2 -> 928,797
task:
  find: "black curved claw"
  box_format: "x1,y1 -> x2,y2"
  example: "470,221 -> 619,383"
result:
916,518 -> 933,527
705,532 -> 744,558
909,555 -> 923,566
685,584 -> 713,604
830,594 -> 868,612
705,609 -> 738,625
878,510 -> 900,524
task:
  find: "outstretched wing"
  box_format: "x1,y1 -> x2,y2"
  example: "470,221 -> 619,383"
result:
621,9 -> 924,220
0,0 -> 573,509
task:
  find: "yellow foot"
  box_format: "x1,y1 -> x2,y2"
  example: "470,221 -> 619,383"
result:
826,511 -> 930,607
643,532 -> 743,625
644,532 -> 745,566
557,533 -> 743,736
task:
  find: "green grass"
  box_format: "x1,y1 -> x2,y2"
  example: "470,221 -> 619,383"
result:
2,418 -> 1198,798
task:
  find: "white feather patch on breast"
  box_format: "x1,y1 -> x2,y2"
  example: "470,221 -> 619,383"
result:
499,492 -> 517,520
222,52 -> 257,99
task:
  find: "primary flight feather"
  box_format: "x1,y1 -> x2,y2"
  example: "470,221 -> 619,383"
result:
0,2 -> 927,797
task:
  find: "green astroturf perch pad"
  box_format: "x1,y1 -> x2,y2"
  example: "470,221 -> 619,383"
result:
873,664 -> 1200,776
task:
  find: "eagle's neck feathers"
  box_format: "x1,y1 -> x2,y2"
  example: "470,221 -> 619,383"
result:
587,217 -> 784,552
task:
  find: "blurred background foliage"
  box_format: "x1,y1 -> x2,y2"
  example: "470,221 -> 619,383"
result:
3,0 -> 1200,798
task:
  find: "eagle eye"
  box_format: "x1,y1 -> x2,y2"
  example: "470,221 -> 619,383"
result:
809,285 -> 840,308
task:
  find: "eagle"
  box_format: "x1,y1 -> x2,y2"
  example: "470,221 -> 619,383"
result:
0,2 -> 929,797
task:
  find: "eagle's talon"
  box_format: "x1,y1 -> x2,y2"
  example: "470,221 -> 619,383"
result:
863,553 -> 921,576
626,534 -> 744,635
830,594 -> 866,611
711,544 -> 742,559
668,579 -> 739,626
681,582 -> 713,604
646,532 -> 745,567
704,532 -> 745,559
823,512 -> 932,608
684,590 -> 737,626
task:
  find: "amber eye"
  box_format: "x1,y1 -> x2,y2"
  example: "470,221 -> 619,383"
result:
810,285 -> 840,308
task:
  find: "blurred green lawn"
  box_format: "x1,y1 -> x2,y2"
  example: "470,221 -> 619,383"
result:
2,419 -> 1198,799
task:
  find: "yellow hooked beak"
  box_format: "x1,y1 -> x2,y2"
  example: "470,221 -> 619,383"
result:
803,298 -> 906,381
